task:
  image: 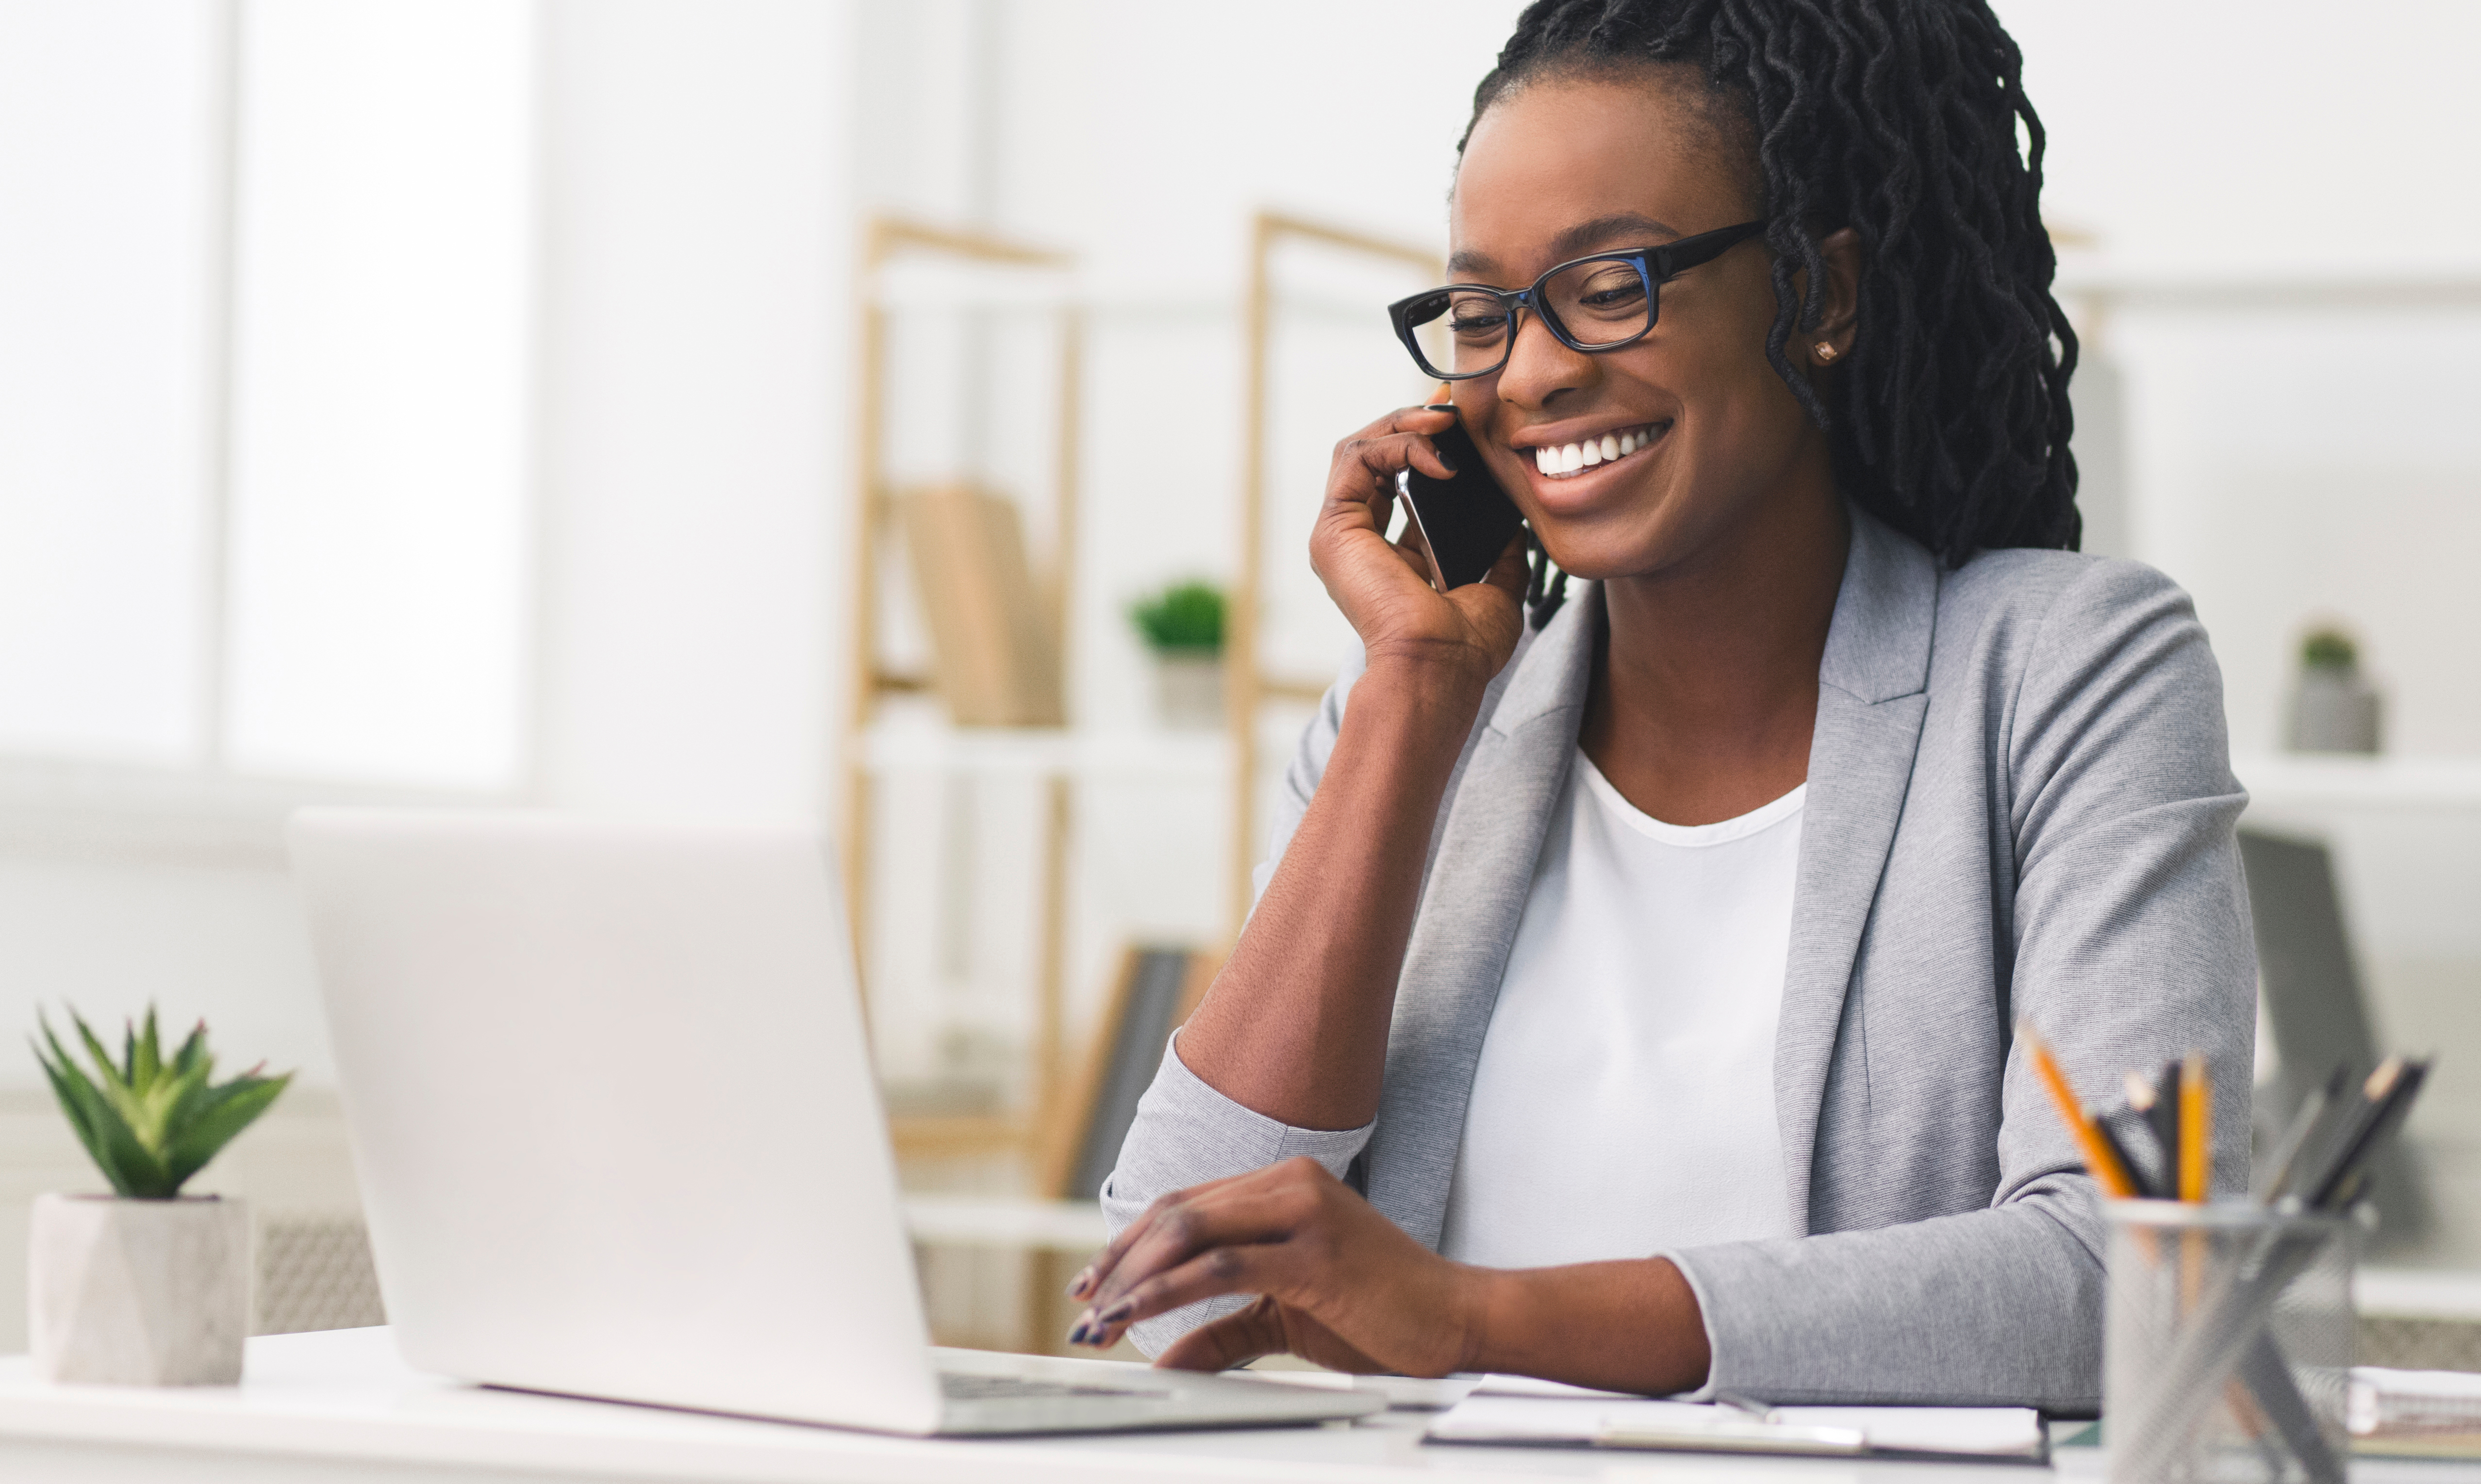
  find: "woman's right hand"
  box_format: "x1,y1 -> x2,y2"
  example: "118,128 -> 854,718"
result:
1311,403 -> 1529,689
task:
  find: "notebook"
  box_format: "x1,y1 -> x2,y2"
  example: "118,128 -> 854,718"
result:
2350,1367 -> 2481,1459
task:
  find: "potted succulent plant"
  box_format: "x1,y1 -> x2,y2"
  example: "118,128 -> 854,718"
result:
2286,626 -> 2382,754
1129,579 -> 1226,730
28,1007 -> 290,1385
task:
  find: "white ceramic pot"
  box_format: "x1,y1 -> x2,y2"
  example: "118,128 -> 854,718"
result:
2287,669 -> 2382,754
1151,652 -> 1226,731
29,1192 -> 251,1385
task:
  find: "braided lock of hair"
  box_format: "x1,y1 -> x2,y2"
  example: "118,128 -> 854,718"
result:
1472,0 -> 2080,588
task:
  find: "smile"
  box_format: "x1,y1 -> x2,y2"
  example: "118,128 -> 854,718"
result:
1528,422 -> 1668,479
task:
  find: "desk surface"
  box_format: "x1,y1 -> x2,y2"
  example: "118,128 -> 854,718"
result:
0,1329 -> 2467,1484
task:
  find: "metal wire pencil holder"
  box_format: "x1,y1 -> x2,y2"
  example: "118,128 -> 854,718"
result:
2105,1200 -> 2358,1484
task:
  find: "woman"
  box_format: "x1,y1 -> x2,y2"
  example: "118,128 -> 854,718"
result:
1068,0 -> 2252,1408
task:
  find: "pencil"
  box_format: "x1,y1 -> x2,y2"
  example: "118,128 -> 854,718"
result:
2020,1022 -> 2138,1199
2178,1053 -> 2211,1202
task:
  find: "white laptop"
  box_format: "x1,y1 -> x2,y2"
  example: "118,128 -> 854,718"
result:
287,809 -> 1377,1437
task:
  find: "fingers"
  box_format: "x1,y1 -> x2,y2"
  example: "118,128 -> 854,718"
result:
1329,405 -> 1459,510
1084,1180 -> 1311,1316
1153,1297 -> 1288,1373
1067,1163 -> 1316,1312
1074,1238 -> 1293,1351
1066,1170 -> 1242,1305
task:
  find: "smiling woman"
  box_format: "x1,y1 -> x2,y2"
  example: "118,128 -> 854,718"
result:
1071,0 -> 2251,1410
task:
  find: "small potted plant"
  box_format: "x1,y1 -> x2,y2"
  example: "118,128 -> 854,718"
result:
28,1007 -> 290,1385
1129,579 -> 1227,730
2286,626 -> 2382,754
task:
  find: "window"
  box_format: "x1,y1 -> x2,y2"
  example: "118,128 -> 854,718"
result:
0,0 -> 536,792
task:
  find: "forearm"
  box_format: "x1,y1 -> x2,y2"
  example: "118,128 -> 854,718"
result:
1466,1258 -> 1711,1395
1178,653 -> 1487,1130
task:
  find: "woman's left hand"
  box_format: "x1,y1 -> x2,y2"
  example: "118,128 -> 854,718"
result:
1063,1156 -> 1485,1375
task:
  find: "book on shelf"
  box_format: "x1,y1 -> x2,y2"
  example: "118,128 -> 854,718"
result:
899,484 -> 1063,727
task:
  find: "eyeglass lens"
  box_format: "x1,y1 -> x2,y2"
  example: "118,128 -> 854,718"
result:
1407,257 -> 1653,379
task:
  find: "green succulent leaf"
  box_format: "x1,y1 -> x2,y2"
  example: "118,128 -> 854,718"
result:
171,1021 -> 210,1080
163,1072 -> 292,1192
30,1005 -> 288,1200
133,1007 -> 163,1087
35,1016 -> 164,1197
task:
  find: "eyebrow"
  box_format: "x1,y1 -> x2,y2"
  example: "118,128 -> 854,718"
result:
1446,213 -> 1685,281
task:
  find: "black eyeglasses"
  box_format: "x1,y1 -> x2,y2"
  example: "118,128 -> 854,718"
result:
1388,220 -> 1769,381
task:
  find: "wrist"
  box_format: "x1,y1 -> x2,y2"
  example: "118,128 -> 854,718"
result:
1459,1259 -> 1712,1395
1355,641 -> 1494,712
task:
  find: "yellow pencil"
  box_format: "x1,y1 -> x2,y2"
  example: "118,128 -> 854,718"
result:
2020,1022 -> 2138,1199
2178,1052 -> 2211,1202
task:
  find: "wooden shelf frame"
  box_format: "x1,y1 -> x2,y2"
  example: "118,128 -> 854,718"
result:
1226,212 -> 1441,933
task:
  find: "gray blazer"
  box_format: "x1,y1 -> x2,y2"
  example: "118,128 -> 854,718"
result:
1104,507 -> 2255,1410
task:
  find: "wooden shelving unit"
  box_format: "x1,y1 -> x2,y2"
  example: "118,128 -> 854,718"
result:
842,217 -> 1079,1165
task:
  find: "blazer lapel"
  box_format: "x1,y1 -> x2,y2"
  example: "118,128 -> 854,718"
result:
1364,587 -> 1601,1248
1774,508 -> 1937,1232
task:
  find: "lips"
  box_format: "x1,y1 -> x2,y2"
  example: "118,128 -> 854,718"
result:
1525,421 -> 1669,479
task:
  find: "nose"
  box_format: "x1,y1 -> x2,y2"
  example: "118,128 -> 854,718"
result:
1491,303 -> 1599,412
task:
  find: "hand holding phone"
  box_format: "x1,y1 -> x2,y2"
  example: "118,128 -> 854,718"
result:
1396,405 -> 1526,592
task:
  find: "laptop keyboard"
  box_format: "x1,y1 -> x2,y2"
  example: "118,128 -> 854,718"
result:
940,1372 -> 1167,1402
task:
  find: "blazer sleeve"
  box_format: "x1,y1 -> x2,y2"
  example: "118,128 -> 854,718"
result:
1098,630 -> 1530,1355
1099,655 -> 1374,1353
1665,559 -> 2256,1409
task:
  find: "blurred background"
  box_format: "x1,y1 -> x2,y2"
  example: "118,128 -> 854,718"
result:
1,0 -> 2477,1359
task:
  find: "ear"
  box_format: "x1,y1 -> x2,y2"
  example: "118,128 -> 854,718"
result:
1799,227 -> 1862,370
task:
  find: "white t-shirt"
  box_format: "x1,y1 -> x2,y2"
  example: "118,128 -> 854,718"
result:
1439,750 -> 1804,1269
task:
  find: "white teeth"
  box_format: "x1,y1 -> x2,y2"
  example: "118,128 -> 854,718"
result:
1530,426 -> 1662,478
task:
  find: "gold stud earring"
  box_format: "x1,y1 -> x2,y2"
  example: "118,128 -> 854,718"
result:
1814,341 -> 1839,363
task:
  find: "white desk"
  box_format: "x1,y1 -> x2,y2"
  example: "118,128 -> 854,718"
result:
0,1329 -> 2468,1484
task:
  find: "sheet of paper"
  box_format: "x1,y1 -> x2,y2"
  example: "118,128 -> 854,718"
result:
1776,1405 -> 2043,1456
1426,1393 -> 2044,1458
1429,1396 -> 1720,1443
1469,1373 -> 1646,1401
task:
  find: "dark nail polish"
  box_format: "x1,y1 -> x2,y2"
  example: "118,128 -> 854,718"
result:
1098,1299 -> 1135,1325
1064,1267 -> 1093,1298
1066,1322 -> 1091,1346
1436,453 -> 1458,473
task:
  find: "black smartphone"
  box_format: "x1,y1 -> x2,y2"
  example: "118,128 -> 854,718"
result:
1398,405 -> 1525,592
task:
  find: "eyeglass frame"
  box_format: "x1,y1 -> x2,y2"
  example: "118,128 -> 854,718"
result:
1386,219 -> 1770,381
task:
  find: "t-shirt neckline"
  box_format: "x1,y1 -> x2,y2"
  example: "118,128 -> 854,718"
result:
1572,749 -> 1808,848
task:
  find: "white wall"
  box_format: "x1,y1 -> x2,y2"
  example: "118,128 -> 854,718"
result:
535,0 -> 852,821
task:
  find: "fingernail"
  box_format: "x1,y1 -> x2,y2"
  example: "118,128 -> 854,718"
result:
1098,1299 -> 1135,1325
1437,453 -> 1458,473
1064,1267 -> 1093,1299
1065,1321 -> 1091,1346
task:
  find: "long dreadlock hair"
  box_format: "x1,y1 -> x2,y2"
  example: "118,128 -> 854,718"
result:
1466,0 -> 2079,628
